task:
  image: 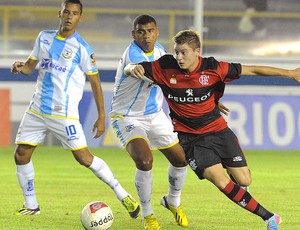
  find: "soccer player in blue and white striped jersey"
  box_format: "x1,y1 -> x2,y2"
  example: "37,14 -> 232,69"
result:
110,15 -> 188,229
11,0 -> 140,218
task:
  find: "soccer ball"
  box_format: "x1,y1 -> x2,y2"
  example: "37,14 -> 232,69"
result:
80,201 -> 114,230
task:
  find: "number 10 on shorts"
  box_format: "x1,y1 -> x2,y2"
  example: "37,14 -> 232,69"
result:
65,124 -> 77,136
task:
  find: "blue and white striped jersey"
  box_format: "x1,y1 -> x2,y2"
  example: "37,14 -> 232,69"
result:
28,30 -> 98,119
109,41 -> 166,117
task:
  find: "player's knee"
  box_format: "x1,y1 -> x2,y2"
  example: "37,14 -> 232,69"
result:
14,144 -> 34,164
135,157 -> 153,171
237,176 -> 252,187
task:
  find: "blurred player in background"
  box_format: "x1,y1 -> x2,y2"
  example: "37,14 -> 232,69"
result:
239,0 -> 268,37
109,14 -> 188,229
11,0 -> 140,218
124,29 -> 300,230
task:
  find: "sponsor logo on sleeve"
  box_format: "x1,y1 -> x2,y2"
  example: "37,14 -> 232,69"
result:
90,53 -> 97,66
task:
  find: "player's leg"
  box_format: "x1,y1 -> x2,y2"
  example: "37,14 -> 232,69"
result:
127,138 -> 161,228
15,144 -> 35,164
227,174 -> 250,192
217,129 -> 280,229
160,144 -> 188,227
126,138 -> 157,220
227,166 -> 252,189
54,117 -> 140,218
14,112 -> 46,215
72,147 -> 126,198
15,144 -> 40,215
72,147 -> 140,218
203,164 -> 280,229
221,128 -> 251,190
161,143 -> 187,208
181,129 -> 280,229
149,110 -> 188,227
111,116 -> 159,227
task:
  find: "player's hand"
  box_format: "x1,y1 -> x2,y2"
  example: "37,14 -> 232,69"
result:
126,64 -> 145,78
11,61 -> 25,74
218,101 -> 230,116
290,67 -> 300,83
92,118 -> 105,139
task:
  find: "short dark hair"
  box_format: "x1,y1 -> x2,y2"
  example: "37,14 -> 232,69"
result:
133,14 -> 157,29
62,0 -> 83,14
173,30 -> 201,50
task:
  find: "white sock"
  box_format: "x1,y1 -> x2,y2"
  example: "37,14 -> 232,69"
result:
167,164 -> 188,208
16,161 -> 38,209
89,156 -> 128,201
135,169 -> 153,217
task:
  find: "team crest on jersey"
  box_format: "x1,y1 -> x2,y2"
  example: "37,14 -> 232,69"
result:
62,48 -> 73,59
90,53 -> 97,66
170,74 -> 177,84
199,73 -> 209,85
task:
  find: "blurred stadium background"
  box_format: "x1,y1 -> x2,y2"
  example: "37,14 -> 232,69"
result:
1,0 -> 300,149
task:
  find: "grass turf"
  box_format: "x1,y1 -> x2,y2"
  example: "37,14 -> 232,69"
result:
0,146 -> 299,229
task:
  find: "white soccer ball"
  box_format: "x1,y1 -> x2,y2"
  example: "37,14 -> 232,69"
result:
80,201 -> 114,230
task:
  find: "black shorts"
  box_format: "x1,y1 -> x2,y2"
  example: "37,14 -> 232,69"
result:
178,127 -> 248,180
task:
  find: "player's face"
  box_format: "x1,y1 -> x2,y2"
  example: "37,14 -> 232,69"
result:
174,43 -> 200,73
58,3 -> 82,36
132,22 -> 159,53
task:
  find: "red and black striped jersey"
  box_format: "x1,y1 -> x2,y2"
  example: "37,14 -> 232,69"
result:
140,54 -> 242,134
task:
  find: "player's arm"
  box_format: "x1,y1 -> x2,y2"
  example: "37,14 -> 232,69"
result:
124,63 -> 145,78
87,73 -> 105,139
218,102 -> 230,116
124,63 -> 154,83
11,58 -> 38,75
241,65 -> 300,82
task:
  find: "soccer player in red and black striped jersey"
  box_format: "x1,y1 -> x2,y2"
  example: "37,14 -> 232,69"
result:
125,29 -> 300,230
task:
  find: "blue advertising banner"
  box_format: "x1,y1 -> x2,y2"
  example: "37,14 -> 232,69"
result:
222,93 -> 300,150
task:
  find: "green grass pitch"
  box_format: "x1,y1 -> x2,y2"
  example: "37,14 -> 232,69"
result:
1,146 -> 300,229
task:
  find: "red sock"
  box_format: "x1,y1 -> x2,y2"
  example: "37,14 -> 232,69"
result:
221,180 -> 272,220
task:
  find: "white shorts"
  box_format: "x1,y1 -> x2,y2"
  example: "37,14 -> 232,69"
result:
110,110 -> 178,150
15,111 -> 87,150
